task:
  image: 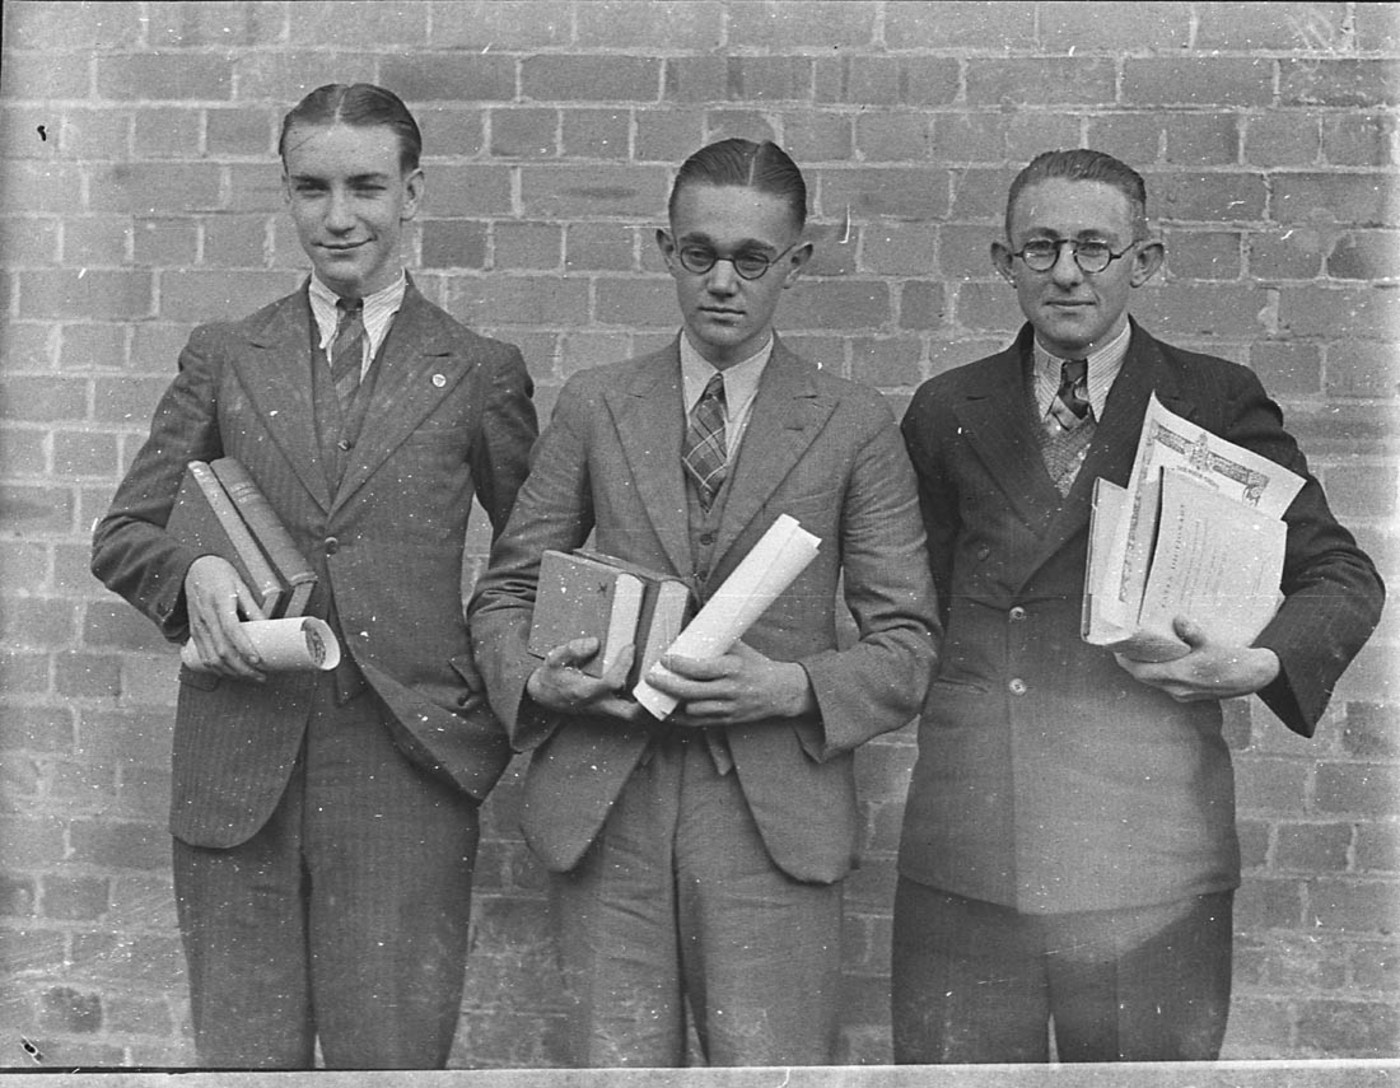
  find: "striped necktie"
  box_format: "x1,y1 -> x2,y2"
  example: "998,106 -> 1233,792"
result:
682,372 -> 728,507
330,297 -> 365,414
1046,357 -> 1090,433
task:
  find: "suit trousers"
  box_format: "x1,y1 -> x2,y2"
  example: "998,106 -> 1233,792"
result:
550,730 -> 843,1067
891,878 -> 1233,1063
172,676 -> 481,1069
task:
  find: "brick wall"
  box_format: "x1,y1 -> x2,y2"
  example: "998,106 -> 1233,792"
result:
1,0 -> 1395,1068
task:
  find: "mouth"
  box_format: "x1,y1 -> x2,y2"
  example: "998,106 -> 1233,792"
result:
319,242 -> 365,255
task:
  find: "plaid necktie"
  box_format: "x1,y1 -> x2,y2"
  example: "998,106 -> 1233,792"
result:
330,297 -> 365,414
682,372 -> 728,507
1046,357 -> 1090,433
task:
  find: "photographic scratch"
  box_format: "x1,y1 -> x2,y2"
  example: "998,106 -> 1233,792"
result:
20,1036 -> 43,1063
36,125 -> 47,142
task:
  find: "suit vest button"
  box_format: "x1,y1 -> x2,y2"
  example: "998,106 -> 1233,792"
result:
324,537 -> 339,555
1009,606 -> 1027,621
1008,678 -> 1027,696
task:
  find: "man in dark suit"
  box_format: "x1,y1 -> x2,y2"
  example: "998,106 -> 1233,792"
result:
90,84 -> 537,1069
468,138 -> 939,1067
892,148 -> 1384,1063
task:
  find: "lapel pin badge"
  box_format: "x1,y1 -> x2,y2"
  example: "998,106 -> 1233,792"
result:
432,373 -> 446,388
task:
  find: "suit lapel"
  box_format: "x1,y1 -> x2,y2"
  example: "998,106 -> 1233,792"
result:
237,288 -> 332,511
712,339 -> 835,570
332,287 -> 472,511
605,342 -> 694,576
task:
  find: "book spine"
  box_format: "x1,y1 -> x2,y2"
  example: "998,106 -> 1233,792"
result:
210,458 -> 317,618
186,461 -> 286,615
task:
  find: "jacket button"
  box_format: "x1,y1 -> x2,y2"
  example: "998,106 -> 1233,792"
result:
977,546 -> 991,561
1009,606 -> 1027,621
1008,678 -> 1027,695
324,537 -> 339,555
337,439 -> 354,452
699,532 -> 715,545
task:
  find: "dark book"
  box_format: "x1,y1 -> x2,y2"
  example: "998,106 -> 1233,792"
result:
528,550 -> 647,679
210,457 -> 316,618
570,550 -> 693,686
165,460 -> 286,617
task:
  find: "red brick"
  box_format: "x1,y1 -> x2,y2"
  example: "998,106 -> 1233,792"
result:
592,279 -> 677,329
1238,818 -> 1271,870
1150,170 -> 1268,223
565,223 -> 637,273
58,324 -> 126,374
86,375 -> 175,430
39,986 -> 103,1035
0,51 -> 90,101
56,109 -> 133,163
1276,822 -> 1355,872
1006,113 -> 1082,164
1164,230 -> 1244,280
1355,822 -> 1400,873
148,1 -> 285,48
490,108 -> 558,159
0,215 -> 59,265
0,162 -> 83,215
2,598 -> 77,649
1236,756 -> 1313,815
1160,113 -> 1242,167
706,109 -> 778,147
1248,228 -> 1329,281
967,58 -> 1117,107
133,108 -> 200,160
0,814 -> 67,868
288,1 -> 427,45
1324,113 -> 1400,167
1275,172 -> 1400,227
67,819 -> 168,870
105,873 -> 178,930
1236,875 -> 1306,928
83,602 -> 169,654
96,53 -> 232,101
1196,2 -> 1350,51
421,220 -> 488,271
819,167 -> 948,222
1281,285 -> 1400,339
934,113 -> 1009,165
782,280 -> 891,330
950,167 -> 1017,222
1356,2 -> 1400,50
1040,1 -> 1190,52
106,993 -> 174,1036
1315,762 -> 1400,817
0,541 -> 50,599
1125,58 -> 1273,108
4,1 -> 142,50
562,110 -> 630,160
729,1 -> 874,49
1352,940 -> 1400,991
805,229 -> 857,276
89,162 -> 222,216
40,875 -> 110,923
429,0 -> 572,49
423,165 -> 514,216
155,270 -> 290,324
635,108 -> 707,164
1327,231 -> 1400,280
416,107 -> 485,161
1246,112 -> 1324,168
727,56 -> 815,103
55,651 -> 121,699
863,223 -> 939,276
664,56 -> 727,104
0,429 -> 46,475
1343,703 -> 1400,759
201,216 -> 268,270
1251,340 -> 1323,396
1130,284 -> 1269,340
446,275 -> 590,328
117,763 -> 173,822
817,57 -> 959,108
1283,59 -> 1400,109
232,51 -> 378,102
855,113 -> 935,164
2,323 -> 58,370
957,280 -> 1026,334
0,874 -> 36,918
522,55 -> 659,104
1297,998 -> 1400,1056
132,218 -> 199,268
494,223 -> 563,271
884,2 -> 1036,50
0,483 -> 76,535
61,218 -> 130,267
520,164 -> 668,219
850,337 -> 923,388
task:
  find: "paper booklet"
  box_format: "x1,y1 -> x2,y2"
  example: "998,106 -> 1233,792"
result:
633,513 -> 821,719
1082,393 -> 1304,662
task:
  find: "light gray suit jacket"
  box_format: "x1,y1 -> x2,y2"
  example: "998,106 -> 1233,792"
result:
468,336 -> 940,884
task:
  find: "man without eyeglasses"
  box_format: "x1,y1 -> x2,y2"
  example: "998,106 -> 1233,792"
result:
891,148 -> 1383,1062
468,138 -> 939,1066
91,84 -> 537,1068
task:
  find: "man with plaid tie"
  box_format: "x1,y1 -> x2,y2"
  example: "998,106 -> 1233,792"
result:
892,149 -> 1383,1063
91,85 -> 537,1068
469,138 -> 939,1066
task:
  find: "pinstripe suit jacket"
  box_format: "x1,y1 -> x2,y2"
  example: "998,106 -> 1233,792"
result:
92,282 -> 537,848
468,336 -> 940,884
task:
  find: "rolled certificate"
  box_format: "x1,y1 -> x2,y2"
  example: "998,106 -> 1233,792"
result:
181,616 -> 342,673
633,513 -> 820,719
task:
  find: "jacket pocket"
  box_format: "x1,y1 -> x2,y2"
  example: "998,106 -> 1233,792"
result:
450,653 -> 489,714
177,664 -> 222,692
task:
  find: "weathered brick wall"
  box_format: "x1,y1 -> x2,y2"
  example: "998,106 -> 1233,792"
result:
1,0 -> 1395,1068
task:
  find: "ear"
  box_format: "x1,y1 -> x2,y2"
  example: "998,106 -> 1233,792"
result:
655,226 -> 677,265
281,171 -> 292,206
779,240 -> 814,288
401,167 -> 425,222
990,240 -> 1015,283
1129,239 -> 1165,287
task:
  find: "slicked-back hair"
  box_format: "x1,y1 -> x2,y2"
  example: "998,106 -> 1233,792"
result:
1005,148 -> 1150,241
278,83 -> 422,174
669,138 -> 808,231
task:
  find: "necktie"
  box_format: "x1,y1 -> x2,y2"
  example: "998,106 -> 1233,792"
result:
682,372 -> 728,507
1046,357 -> 1090,433
330,297 -> 365,414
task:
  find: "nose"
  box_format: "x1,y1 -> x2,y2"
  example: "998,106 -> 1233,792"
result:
1049,243 -> 1084,287
325,188 -> 355,232
705,256 -> 740,294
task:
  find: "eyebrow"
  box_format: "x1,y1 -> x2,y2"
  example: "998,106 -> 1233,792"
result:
287,171 -> 394,185
677,232 -> 779,252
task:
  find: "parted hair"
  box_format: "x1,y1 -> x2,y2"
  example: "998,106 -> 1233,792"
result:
279,83 -> 423,174
669,138 -> 808,230
1006,149 -> 1150,240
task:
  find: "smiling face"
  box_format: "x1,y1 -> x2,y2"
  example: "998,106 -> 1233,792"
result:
657,183 -> 811,369
992,177 -> 1163,358
281,121 -> 423,299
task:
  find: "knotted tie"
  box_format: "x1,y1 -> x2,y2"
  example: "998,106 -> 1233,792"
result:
1045,357 -> 1090,433
682,372 -> 728,507
330,297 -> 365,414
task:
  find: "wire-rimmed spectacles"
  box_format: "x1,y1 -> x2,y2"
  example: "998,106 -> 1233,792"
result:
1011,238 -> 1136,274
674,242 -> 798,280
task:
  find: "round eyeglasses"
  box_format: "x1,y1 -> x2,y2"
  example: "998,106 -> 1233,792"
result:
1011,238 -> 1136,274
674,242 -> 798,280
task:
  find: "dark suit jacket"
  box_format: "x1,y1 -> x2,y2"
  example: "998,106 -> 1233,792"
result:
898,321 -> 1383,914
468,336 -> 940,884
92,283 -> 537,848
